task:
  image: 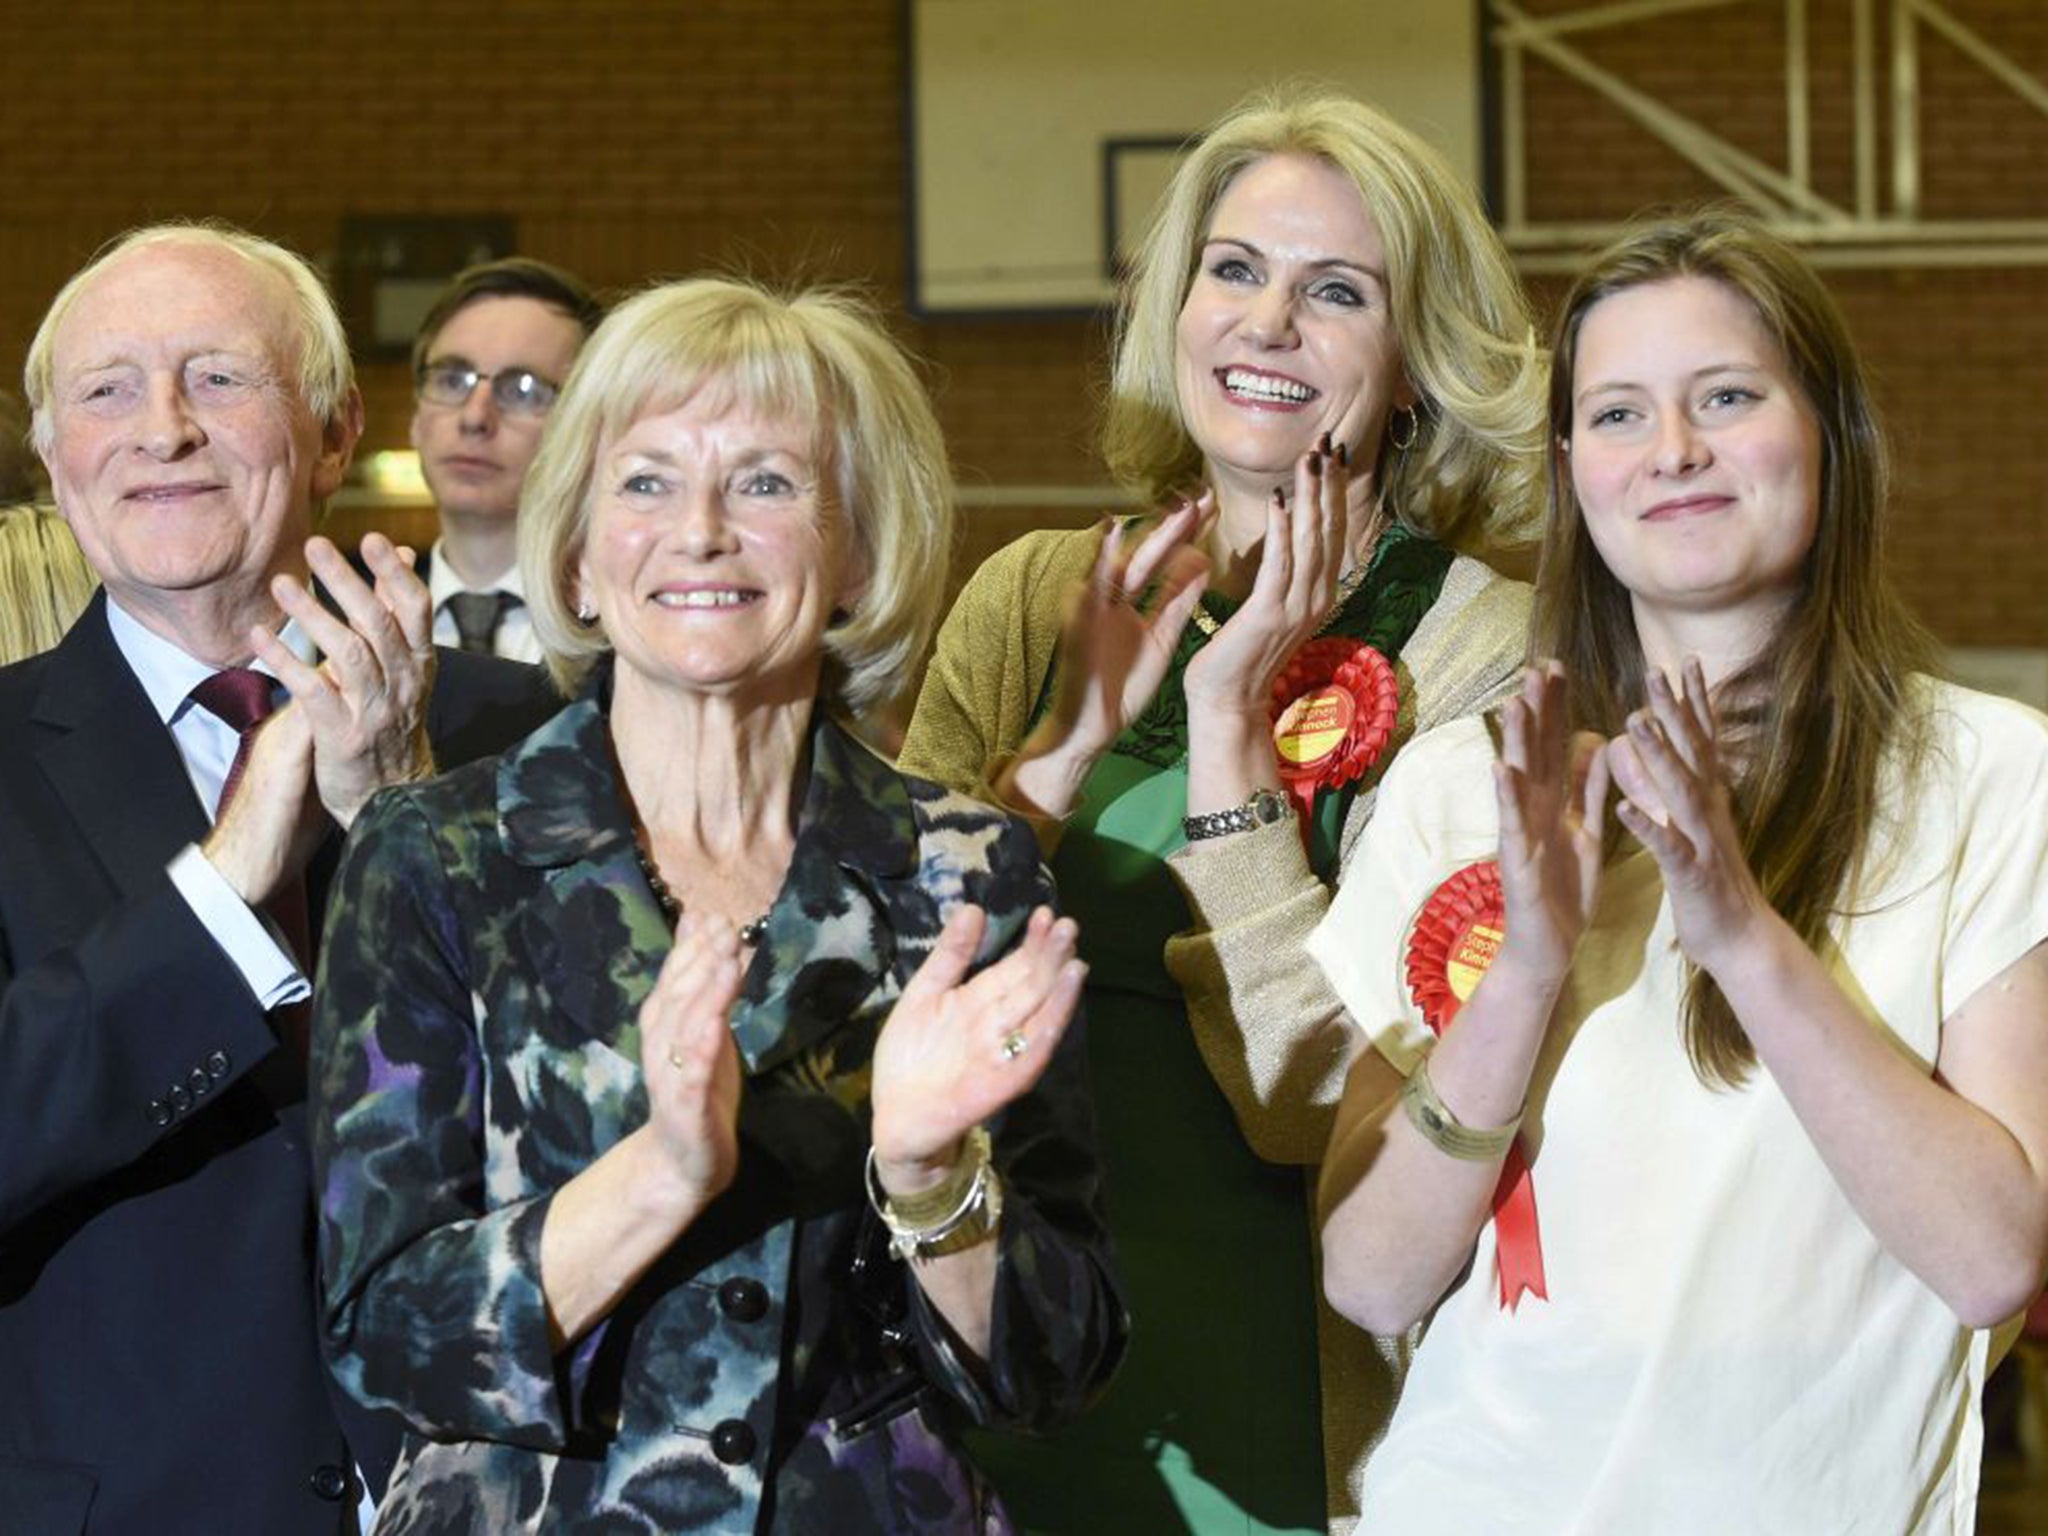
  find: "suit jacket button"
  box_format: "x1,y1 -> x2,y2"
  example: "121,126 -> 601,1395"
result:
205,1050 -> 232,1079
167,1085 -> 192,1114
717,1277 -> 769,1323
710,1418 -> 756,1464
188,1067 -> 211,1097
309,1463 -> 350,1501
146,1098 -> 171,1127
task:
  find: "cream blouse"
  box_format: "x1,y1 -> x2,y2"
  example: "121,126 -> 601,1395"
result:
1309,679 -> 2048,1536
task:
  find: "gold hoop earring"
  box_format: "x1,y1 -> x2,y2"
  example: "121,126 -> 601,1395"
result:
1387,406 -> 1418,453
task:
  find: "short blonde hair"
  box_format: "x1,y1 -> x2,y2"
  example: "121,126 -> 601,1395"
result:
1106,84 -> 1547,549
23,221 -> 355,455
0,503 -> 99,665
520,277 -> 955,712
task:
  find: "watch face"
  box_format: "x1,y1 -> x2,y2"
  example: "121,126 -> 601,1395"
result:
1251,790 -> 1290,825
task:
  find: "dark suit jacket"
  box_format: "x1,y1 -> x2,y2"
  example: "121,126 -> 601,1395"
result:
0,592 -> 559,1536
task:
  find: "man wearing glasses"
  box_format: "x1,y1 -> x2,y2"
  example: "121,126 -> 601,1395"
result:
408,257 -> 602,661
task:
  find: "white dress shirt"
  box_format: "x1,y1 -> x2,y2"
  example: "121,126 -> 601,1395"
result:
427,538 -> 540,664
106,595 -> 382,1528
104,597 -> 312,1013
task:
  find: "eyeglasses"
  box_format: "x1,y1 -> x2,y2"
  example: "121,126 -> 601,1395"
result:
416,360 -> 561,416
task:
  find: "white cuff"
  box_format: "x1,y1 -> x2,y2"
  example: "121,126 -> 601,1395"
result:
167,844 -> 311,1011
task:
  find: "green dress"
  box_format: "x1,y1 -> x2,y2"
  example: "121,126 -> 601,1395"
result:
970,525 -> 1454,1535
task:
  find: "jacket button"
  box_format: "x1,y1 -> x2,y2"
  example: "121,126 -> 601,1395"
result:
717,1276 -> 769,1323
205,1049 -> 231,1079
188,1067 -> 211,1097
309,1463 -> 349,1501
710,1418 -> 756,1465
146,1099 -> 171,1127
167,1085 -> 192,1114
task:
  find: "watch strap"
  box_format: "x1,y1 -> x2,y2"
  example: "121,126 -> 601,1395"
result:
1181,787 -> 1290,843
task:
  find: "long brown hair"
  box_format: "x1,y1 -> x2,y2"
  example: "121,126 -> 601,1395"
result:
1533,210 -> 1941,1088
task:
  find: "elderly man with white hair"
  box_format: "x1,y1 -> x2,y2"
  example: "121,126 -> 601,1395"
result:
0,223 -> 556,1536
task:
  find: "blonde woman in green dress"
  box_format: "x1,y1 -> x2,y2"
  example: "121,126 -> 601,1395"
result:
901,86 -> 1544,1534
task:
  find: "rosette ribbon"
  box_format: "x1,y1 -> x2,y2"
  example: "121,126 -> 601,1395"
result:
1404,859 -> 1547,1312
1267,638 -> 1399,828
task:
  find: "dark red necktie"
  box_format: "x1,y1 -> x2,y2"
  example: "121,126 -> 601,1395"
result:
189,668 -> 312,1060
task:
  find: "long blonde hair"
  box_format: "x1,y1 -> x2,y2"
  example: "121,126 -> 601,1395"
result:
0,504 -> 98,665
1104,83 -> 1546,549
1535,210 -> 1941,1088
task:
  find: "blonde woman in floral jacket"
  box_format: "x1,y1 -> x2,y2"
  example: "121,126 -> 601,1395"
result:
313,278 -> 1125,1535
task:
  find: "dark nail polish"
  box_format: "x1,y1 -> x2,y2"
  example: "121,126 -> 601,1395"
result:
1307,451 -> 1321,475
1337,441 -> 1350,468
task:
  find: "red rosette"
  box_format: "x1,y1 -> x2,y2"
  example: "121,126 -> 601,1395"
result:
1403,860 -> 1506,1033
1403,859 -> 1548,1311
1267,638 -> 1399,822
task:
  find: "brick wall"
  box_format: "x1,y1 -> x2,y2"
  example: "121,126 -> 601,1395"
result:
4,0 -> 2043,641
1512,0 -> 2048,646
0,0 -> 1106,589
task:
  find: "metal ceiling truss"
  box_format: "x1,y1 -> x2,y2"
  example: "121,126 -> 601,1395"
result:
1490,0 -> 2048,269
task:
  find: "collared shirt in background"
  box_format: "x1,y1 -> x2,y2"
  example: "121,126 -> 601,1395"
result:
427,538 -> 539,663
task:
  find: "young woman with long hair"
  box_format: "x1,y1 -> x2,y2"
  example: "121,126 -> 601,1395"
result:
1314,211 -> 2048,1532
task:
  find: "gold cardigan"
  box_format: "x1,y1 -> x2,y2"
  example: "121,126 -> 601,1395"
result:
899,522 -> 1532,1535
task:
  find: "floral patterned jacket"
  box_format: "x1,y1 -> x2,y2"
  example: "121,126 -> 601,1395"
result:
311,692 -> 1126,1535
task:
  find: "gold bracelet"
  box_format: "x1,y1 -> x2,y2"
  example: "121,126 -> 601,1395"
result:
911,1163 -> 1003,1259
865,1127 -> 1004,1261
874,1131 -> 985,1227
1400,1054 -> 1521,1162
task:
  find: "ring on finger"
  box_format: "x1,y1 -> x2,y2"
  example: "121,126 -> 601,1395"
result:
998,1029 -> 1029,1063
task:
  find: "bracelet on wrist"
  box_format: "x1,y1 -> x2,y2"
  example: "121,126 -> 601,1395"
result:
865,1126 -> 1004,1261
1181,786 -> 1291,843
1400,1053 -> 1522,1162
874,1135 -> 979,1225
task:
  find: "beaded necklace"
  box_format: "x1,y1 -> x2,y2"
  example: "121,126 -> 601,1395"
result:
631,838 -> 770,947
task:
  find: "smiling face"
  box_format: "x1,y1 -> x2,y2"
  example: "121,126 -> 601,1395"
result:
575,386 -> 863,706
1566,275 -> 1823,635
40,240 -> 352,630
1173,153 -> 1411,495
410,295 -> 588,524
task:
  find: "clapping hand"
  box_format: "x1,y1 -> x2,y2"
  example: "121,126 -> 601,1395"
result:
1610,660 -> 1770,975
868,905 -> 1084,1196
1494,663 -> 1611,987
1050,498 -> 1213,754
637,914 -> 747,1205
199,697 -> 328,905
254,533 -> 437,829
1003,499 -> 1212,816
1184,435 -> 1350,714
